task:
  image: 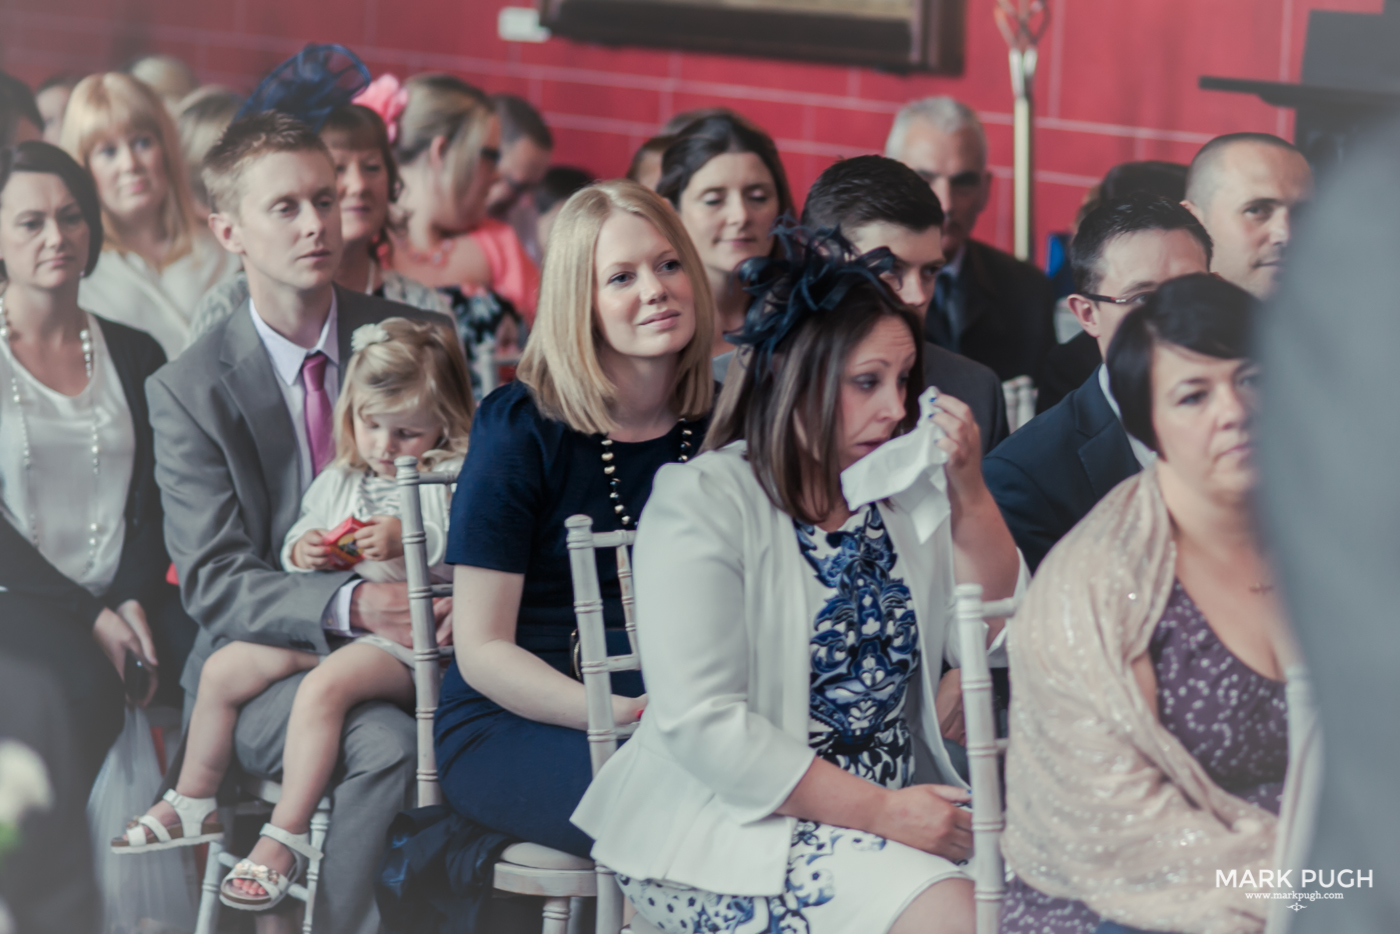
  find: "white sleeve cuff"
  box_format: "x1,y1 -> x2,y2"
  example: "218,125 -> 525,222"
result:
324,579 -> 361,635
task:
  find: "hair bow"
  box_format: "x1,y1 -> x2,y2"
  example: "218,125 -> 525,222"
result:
728,222 -> 897,374
352,74 -> 408,144
351,322 -> 392,354
235,43 -> 372,131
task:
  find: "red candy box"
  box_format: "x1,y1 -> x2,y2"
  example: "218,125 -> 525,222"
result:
324,517 -> 368,566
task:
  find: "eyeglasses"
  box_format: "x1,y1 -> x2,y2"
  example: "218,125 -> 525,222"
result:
1080,291 -> 1150,309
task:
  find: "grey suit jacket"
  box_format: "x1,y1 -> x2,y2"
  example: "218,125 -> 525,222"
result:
146,286 -> 448,692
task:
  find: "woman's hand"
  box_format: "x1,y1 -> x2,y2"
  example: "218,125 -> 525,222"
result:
611,693 -> 647,727
92,606 -> 158,706
355,516 -> 404,562
935,669 -> 966,744
871,784 -> 973,862
929,393 -> 986,501
292,529 -> 345,570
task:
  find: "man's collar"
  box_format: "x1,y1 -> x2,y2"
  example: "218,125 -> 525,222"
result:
248,291 -> 340,387
1097,364 -> 1157,469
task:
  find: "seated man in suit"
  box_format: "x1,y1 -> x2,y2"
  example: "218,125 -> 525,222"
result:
984,194 -> 1211,570
886,96 -> 1055,382
147,113 -> 449,934
1182,132 -> 1312,299
711,155 -> 1010,451
804,154 -> 1010,452
1035,160 -> 1190,413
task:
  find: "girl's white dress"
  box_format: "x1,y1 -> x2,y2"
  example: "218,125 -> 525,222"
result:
281,459 -> 457,665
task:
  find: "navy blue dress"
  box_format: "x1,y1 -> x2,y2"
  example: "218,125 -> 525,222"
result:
436,379 -> 698,856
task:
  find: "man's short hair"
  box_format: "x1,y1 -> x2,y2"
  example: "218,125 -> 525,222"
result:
1071,193 -> 1213,295
885,96 -> 986,169
202,111 -> 330,216
1185,132 -> 1304,208
802,155 -> 945,234
493,94 -> 552,152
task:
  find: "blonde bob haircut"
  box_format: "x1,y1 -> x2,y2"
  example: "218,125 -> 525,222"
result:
394,74 -> 495,205
62,72 -> 200,266
332,317 -> 476,472
517,179 -> 715,436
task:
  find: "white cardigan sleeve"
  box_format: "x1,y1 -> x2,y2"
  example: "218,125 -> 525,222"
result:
632,463 -> 816,825
280,468 -> 351,572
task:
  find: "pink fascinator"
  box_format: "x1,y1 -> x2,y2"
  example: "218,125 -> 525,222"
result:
353,74 -> 409,143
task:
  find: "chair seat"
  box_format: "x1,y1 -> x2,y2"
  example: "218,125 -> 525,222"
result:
499,841 -> 594,871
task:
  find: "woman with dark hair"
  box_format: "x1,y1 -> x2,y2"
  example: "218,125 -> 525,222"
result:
187,102 -> 449,342
1000,273 -> 1304,934
0,141 -> 197,788
658,113 -> 793,356
574,228 -> 1022,934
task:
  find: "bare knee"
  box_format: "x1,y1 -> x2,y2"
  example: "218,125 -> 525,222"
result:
290,664 -> 358,720
200,643 -> 312,707
888,877 -> 975,934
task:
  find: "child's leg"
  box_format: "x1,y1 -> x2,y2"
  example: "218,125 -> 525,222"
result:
134,644 -> 317,838
176,643 -> 321,799
231,644 -> 411,895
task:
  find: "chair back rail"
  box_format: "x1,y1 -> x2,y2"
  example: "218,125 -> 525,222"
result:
955,583 -> 1018,934
565,514 -> 642,934
397,455 -> 459,809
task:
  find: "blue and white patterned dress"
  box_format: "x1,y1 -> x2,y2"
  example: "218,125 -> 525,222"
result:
617,504 -> 968,934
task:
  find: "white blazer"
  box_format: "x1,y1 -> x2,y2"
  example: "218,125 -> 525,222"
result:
572,441 -> 1020,897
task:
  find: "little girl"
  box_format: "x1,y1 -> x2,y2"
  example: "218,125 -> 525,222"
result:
111,317 -> 474,913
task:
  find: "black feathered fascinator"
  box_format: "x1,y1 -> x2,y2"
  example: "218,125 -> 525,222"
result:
235,43 -> 372,131
728,222 -> 897,373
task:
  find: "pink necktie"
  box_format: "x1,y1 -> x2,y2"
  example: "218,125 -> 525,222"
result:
302,351 -> 333,477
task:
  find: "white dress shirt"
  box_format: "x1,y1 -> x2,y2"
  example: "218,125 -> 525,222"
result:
0,315 -> 136,594
247,295 -> 362,635
1099,364 -> 1157,470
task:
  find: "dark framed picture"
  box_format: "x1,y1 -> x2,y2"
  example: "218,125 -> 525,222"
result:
537,0 -> 966,74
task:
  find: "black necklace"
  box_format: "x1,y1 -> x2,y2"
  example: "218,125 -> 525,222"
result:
600,419 -> 693,528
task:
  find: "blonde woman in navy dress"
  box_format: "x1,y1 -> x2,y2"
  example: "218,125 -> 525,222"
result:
574,229 -> 1025,934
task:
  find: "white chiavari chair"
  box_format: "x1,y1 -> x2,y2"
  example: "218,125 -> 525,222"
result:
395,454 -> 460,807
1001,375 -> 1038,432
485,514 -> 653,934
954,582 -> 1019,934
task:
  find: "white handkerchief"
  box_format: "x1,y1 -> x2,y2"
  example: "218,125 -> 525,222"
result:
840,387 -> 951,542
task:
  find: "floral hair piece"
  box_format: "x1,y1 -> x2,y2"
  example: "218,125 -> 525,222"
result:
728,221 -> 898,375
234,43 -> 372,131
350,322 -> 392,354
352,74 -> 408,144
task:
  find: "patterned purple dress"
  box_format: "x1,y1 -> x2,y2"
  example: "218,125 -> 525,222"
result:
1000,580 -> 1290,934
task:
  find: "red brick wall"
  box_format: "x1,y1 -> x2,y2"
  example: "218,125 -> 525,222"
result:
0,0 -> 1381,260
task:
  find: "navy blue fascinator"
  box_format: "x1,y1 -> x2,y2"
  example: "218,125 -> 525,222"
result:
729,222 -> 897,374
235,43 -> 372,130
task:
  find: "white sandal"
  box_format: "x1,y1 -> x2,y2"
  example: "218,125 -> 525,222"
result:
111,789 -> 222,854
219,823 -> 322,912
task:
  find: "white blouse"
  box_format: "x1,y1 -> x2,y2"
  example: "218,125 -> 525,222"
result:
0,316 -> 136,595
78,231 -> 237,359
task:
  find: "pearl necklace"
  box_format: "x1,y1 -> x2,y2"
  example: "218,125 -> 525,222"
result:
0,295 -> 102,579
600,420 -> 693,529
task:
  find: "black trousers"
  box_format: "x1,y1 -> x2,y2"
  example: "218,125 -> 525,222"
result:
0,582 -> 197,792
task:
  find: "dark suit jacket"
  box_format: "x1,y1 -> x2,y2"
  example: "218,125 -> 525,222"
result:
983,368 -> 1141,571
1034,330 -> 1101,414
712,341 -> 1009,454
0,317 -> 170,625
146,286 -> 447,692
928,238 -> 1056,382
